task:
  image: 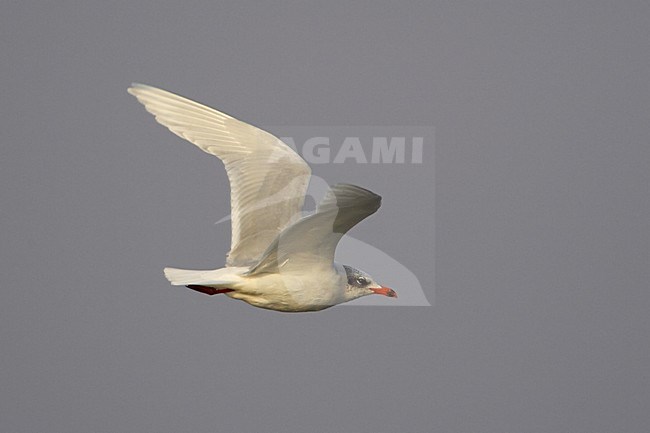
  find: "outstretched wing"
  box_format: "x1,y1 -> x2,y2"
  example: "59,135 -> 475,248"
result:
128,84 -> 311,267
249,184 -> 381,275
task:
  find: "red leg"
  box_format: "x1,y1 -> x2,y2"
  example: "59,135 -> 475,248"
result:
186,285 -> 234,296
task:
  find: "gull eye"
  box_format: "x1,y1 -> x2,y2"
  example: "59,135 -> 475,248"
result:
355,277 -> 368,286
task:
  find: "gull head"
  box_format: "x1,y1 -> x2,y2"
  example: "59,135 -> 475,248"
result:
342,265 -> 397,301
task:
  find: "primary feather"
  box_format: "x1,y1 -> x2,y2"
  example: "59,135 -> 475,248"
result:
128,83 -> 311,267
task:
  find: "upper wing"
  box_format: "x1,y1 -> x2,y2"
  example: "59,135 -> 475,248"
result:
248,184 -> 382,275
128,84 -> 311,267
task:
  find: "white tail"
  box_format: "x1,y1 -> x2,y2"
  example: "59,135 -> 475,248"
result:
163,267 -> 246,287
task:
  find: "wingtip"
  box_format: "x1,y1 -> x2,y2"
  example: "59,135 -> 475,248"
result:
127,82 -> 144,93
333,183 -> 382,202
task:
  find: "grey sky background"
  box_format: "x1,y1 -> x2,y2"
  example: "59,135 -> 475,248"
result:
2,1 -> 649,432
